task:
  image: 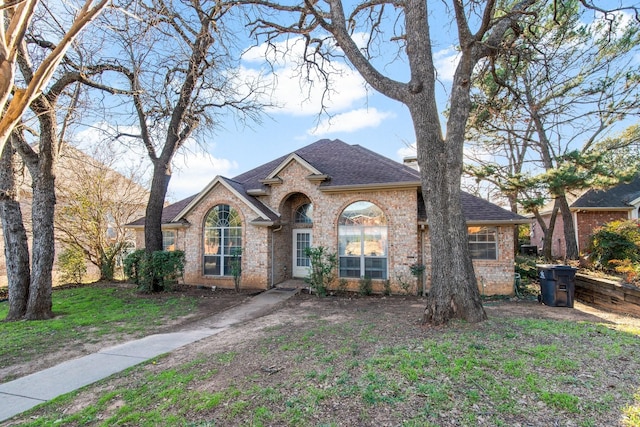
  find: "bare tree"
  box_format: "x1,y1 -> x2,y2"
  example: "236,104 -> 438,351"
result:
0,0 -> 109,153
2,12 -> 131,320
55,144 -> 148,281
94,0 -> 267,271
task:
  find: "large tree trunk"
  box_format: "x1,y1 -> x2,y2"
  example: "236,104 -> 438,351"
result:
21,117 -> 58,320
557,194 -> 578,260
412,101 -> 487,325
144,160 -> 171,254
0,137 -> 31,320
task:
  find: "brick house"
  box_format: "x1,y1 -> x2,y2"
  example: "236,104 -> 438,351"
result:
530,175 -> 640,258
128,139 -> 528,295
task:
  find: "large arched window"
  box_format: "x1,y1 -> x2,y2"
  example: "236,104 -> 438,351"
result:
338,201 -> 387,279
203,205 -> 242,276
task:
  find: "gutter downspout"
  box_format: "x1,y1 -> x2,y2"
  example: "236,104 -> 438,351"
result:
270,225 -> 283,288
420,223 -> 426,297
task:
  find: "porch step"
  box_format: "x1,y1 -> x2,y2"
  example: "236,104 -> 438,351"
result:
275,279 -> 308,291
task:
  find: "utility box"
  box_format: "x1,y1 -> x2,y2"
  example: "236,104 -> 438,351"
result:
536,264 -> 577,308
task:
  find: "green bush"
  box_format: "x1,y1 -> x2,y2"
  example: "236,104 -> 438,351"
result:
123,249 -> 185,292
304,246 -> 337,297
58,246 -> 87,284
123,249 -> 145,286
515,255 -> 539,282
588,220 -> 640,270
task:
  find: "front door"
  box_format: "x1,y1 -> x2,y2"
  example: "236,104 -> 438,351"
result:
292,229 -> 312,278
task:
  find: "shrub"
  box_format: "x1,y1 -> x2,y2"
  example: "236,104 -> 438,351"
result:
123,249 -> 185,292
58,246 -> 87,284
383,279 -> 392,296
515,255 -> 539,283
588,219 -> 640,276
230,247 -> 242,293
304,246 -> 337,297
359,276 -> 372,296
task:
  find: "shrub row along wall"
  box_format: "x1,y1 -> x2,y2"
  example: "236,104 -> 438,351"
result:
575,274 -> 640,317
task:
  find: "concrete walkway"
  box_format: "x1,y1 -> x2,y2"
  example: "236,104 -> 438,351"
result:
0,287 -> 300,423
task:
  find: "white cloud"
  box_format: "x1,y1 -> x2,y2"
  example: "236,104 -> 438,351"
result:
397,143 -> 416,159
168,143 -> 239,201
434,47 -> 460,82
308,108 -> 395,136
242,38 -> 369,116
72,122 -> 238,201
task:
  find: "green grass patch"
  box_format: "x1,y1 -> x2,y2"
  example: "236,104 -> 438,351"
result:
0,285 -> 199,373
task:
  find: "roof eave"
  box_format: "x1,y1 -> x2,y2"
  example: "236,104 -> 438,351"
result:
320,181 -> 421,193
572,206 -> 633,212
418,219 -> 531,226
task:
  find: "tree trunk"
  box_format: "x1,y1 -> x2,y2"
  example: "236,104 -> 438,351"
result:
144,160 -> 171,254
0,138 -> 31,320
557,194 -> 578,260
412,100 -> 487,325
22,120 -> 58,320
143,160 -> 172,292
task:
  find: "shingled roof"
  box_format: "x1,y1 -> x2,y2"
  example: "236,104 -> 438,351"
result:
571,175 -> 640,209
233,139 -> 421,190
130,139 -> 527,226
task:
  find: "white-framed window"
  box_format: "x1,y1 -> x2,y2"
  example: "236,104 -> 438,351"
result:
468,226 -> 498,260
203,204 -> 242,276
338,201 -> 388,279
162,230 -> 176,251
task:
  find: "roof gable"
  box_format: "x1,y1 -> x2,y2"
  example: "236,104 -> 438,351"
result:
173,176 -> 278,222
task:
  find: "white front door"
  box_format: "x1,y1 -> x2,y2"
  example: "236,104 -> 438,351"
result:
292,229 -> 312,278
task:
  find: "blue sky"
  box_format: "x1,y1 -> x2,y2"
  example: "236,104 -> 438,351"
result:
70,3 -> 638,203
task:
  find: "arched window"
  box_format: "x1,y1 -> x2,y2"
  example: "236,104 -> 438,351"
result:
203,205 -> 242,276
338,201 -> 387,279
295,203 -> 313,224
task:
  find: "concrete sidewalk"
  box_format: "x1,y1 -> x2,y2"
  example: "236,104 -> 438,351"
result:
0,287 -> 299,423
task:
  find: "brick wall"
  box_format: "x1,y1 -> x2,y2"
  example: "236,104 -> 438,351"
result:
421,225 -> 515,296
575,211 -> 628,251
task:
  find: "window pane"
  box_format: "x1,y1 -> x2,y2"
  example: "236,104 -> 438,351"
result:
365,257 -> 387,279
295,203 -> 313,224
363,226 -> 387,256
339,227 -> 362,256
339,201 -> 387,226
339,257 -> 361,278
204,229 -> 220,255
162,231 -> 176,251
204,255 -> 220,275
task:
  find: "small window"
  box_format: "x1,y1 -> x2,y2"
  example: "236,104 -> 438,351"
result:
468,226 -> 497,260
163,230 -> 176,251
295,203 -> 313,224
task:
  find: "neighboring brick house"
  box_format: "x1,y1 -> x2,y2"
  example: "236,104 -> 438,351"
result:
530,176 -> 640,258
128,139 -> 528,295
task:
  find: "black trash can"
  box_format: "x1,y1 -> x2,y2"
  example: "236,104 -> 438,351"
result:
536,264 -> 577,307
520,244 -> 538,256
